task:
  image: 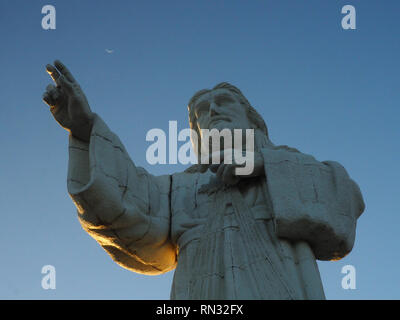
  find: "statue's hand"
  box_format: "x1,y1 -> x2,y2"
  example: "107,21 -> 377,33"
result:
43,60 -> 94,142
200,149 -> 265,186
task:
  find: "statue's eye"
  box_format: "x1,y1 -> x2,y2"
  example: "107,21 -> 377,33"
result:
195,101 -> 209,118
215,95 -> 234,106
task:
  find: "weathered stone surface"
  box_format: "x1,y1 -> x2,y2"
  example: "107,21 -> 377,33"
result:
43,62 -> 365,299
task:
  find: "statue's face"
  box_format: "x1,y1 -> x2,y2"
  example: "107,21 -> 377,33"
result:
193,88 -> 251,133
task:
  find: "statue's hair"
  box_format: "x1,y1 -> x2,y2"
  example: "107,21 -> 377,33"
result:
187,82 -> 271,157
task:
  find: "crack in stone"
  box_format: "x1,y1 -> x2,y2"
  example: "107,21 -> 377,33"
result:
69,145 -> 89,152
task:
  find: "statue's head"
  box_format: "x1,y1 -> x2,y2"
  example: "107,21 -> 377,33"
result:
187,82 -> 271,158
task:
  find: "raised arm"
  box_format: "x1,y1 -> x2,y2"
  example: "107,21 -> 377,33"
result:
43,61 -> 177,274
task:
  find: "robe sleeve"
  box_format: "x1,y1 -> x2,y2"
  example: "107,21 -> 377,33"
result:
67,114 -> 177,275
260,146 -> 365,261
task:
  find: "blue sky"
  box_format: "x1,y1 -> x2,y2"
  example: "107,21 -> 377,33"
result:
0,0 -> 399,299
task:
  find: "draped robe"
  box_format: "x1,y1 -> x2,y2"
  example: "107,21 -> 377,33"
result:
67,114 -> 365,299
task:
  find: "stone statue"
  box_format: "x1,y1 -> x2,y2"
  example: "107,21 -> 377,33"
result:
43,60 -> 365,299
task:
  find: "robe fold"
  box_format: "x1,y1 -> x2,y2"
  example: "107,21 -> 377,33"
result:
67,114 -> 365,299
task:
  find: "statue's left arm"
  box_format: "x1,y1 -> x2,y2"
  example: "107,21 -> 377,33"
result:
259,146 -> 365,261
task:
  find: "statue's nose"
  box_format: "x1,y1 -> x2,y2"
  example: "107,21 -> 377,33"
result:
209,102 -> 219,117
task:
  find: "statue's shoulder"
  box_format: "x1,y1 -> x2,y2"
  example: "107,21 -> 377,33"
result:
271,144 -> 301,153
266,144 -> 320,164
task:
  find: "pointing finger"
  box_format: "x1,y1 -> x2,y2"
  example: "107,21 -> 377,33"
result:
54,60 -> 76,82
46,64 -> 60,83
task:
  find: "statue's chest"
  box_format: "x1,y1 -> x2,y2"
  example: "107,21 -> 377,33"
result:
171,171 -> 271,223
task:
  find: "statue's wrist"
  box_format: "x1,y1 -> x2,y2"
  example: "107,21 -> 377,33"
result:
70,119 -> 93,143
